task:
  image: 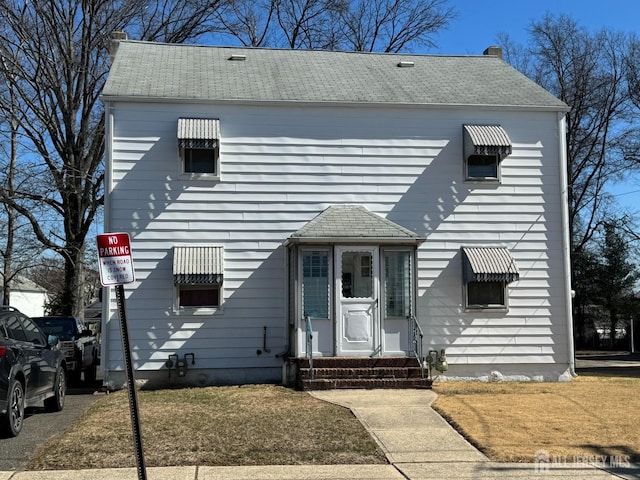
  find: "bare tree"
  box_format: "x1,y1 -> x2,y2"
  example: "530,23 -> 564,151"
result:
214,0 -> 456,52
0,0 -> 452,317
500,15 -> 640,350
338,0 -> 455,52
0,47 -> 45,304
213,0 -> 276,46
502,14 -> 640,251
0,0 -> 224,316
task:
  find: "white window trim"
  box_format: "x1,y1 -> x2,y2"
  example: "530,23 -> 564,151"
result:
463,280 -> 509,312
173,284 -> 224,316
464,154 -> 501,183
299,246 -> 332,322
380,247 -> 415,320
178,146 -> 221,182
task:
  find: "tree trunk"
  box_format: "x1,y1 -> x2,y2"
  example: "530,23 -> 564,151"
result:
60,243 -> 86,317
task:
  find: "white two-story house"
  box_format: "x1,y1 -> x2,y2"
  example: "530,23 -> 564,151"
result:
100,37 -> 573,389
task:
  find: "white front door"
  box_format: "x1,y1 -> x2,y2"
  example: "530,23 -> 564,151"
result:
335,246 -> 379,356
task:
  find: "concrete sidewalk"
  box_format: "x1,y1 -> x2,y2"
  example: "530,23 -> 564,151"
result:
1,389 -> 638,479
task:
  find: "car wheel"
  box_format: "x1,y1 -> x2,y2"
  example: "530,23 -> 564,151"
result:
1,379 -> 25,437
45,367 -> 66,412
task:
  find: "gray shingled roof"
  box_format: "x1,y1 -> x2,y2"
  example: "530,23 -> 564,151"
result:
288,206 -> 425,244
103,41 -> 568,110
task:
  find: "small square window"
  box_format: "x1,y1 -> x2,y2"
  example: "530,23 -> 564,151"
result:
178,285 -> 220,308
183,148 -> 218,174
466,281 -> 506,309
466,154 -> 498,180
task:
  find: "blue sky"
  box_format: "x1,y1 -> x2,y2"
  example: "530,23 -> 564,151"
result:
431,0 -> 639,55
432,0 -> 640,212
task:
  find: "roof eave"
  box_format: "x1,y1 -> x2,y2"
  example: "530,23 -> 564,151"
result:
100,95 -> 570,112
284,236 -> 425,246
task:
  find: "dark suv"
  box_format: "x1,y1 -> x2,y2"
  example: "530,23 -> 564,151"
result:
0,307 -> 66,437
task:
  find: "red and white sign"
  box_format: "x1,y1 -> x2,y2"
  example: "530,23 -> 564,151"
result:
97,233 -> 135,286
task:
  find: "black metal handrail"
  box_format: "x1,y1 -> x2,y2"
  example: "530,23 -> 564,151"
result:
408,315 -> 425,378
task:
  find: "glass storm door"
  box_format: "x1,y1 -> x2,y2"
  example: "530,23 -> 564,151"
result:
335,246 -> 379,356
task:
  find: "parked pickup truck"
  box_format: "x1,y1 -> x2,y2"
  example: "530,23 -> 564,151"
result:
33,316 -> 99,384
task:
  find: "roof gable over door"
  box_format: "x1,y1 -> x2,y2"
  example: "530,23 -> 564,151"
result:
287,205 -> 424,245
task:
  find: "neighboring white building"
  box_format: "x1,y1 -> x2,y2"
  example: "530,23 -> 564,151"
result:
100,39 -> 573,389
4,275 -> 48,318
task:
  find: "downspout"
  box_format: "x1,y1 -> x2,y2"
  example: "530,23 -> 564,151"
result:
277,240 -> 292,385
101,103 -> 114,389
558,112 -> 576,377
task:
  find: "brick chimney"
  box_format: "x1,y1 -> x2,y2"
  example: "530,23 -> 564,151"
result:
483,46 -> 503,59
110,31 -> 128,63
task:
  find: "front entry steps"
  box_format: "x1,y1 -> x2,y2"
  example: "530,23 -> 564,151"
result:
293,357 -> 432,390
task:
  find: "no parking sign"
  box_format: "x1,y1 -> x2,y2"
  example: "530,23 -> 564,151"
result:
95,232 -> 146,479
97,232 -> 135,286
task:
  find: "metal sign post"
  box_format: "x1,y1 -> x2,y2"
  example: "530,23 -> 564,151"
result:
97,233 -> 147,480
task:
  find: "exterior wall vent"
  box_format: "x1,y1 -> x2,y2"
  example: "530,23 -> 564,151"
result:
229,54 -> 247,61
397,61 -> 415,68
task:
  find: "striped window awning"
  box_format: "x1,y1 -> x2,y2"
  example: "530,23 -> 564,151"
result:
462,247 -> 519,283
177,118 -> 220,149
463,125 -> 512,158
173,246 -> 223,284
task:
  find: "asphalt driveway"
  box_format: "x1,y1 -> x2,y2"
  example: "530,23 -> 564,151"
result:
0,382 -> 103,471
575,351 -> 640,377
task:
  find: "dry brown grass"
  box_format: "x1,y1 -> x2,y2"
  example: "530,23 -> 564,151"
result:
432,375 -> 640,463
28,385 -> 386,470
28,374 -> 640,469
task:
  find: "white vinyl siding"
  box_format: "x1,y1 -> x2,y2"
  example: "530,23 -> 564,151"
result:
104,101 -> 570,379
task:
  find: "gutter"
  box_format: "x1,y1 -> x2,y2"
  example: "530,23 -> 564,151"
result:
100,94 -> 570,113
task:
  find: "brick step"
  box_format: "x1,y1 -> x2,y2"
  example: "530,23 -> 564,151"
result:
301,377 -> 432,390
299,366 -> 425,380
292,357 -> 432,390
296,357 -> 420,369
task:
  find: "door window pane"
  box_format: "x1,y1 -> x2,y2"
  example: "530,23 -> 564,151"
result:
302,251 -> 329,318
384,250 -> 411,318
341,251 -> 372,298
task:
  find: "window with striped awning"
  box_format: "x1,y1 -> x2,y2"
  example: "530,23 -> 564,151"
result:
462,125 -> 511,181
